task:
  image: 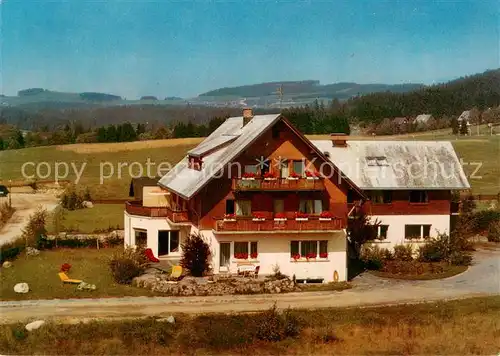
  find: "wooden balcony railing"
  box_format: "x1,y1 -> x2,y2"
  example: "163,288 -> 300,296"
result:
232,177 -> 325,191
214,217 -> 343,232
125,201 -> 189,223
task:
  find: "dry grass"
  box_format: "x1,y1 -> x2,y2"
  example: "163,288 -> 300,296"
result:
57,137 -> 204,153
1,296 -> 499,355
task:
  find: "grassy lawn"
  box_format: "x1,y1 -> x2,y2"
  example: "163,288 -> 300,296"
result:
1,134 -> 499,198
370,264 -> 468,280
47,204 -> 124,234
0,248 -> 159,300
1,296 -> 499,354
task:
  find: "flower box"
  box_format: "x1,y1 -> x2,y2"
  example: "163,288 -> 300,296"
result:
242,177 -> 255,181
287,177 -> 299,180
252,218 -> 266,222
295,218 -> 309,221
306,176 -> 319,180
319,218 -> 332,221
224,218 -> 236,222
319,252 -> 328,259
234,252 -> 249,260
250,252 -> 258,259
264,177 -> 277,181
263,172 -> 277,180
291,253 -> 301,261
224,214 -> 236,222
274,218 -> 287,221
306,253 -> 317,260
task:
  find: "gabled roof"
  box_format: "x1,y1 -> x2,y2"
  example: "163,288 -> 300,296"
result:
311,140 -> 470,190
159,114 -> 366,200
414,114 -> 432,124
458,110 -> 470,121
158,114 -> 281,199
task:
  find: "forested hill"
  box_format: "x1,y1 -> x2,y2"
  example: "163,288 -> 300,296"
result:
199,80 -> 424,98
348,69 -> 500,124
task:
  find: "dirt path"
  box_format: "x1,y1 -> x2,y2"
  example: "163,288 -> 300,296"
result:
0,192 -> 59,245
1,248 -> 498,323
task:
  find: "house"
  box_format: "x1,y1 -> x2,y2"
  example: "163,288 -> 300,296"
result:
124,109 -> 470,282
393,117 -> 408,126
312,140 -> 470,249
414,114 -> 433,125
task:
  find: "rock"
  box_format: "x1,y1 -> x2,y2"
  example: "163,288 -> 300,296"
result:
157,315 -> 175,324
77,282 -> 96,291
26,247 -> 40,257
2,261 -> 12,268
82,201 -> 94,208
25,320 -> 45,331
14,283 -> 29,294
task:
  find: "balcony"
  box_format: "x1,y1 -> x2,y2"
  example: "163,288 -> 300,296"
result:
232,177 -> 325,191
125,201 -> 189,223
214,217 -> 343,233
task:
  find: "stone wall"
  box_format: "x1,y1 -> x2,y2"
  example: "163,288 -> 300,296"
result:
133,273 -> 299,296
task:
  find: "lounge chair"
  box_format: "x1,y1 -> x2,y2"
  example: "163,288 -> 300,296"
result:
170,265 -> 182,280
254,265 -> 260,279
58,272 -> 82,284
145,248 -> 160,263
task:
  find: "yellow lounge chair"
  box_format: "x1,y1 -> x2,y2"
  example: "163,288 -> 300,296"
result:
171,265 -> 182,279
58,272 -> 82,284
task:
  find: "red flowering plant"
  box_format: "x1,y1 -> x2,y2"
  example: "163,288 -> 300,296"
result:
252,212 -> 266,220
306,252 -> 317,259
224,213 -> 236,220
289,172 -> 301,178
295,212 -> 309,219
60,263 -> 72,272
242,172 -> 256,178
234,252 -> 249,260
250,252 -> 258,259
320,211 -> 333,218
305,171 -> 321,178
292,253 -> 301,260
274,212 -> 287,219
263,171 -> 277,179
319,252 -> 328,259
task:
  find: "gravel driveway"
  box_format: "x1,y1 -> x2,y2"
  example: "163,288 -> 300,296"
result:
1,247 -> 498,323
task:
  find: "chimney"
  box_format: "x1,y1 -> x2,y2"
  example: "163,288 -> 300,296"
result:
330,133 -> 347,147
243,108 -> 253,126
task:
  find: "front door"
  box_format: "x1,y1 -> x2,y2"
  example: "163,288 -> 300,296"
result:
219,242 -> 231,271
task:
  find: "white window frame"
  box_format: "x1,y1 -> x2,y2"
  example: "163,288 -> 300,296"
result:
377,225 -> 389,240
290,240 -> 328,260
404,224 -> 431,240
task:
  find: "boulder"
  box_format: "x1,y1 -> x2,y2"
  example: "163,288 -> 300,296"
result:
14,283 -> 29,294
2,261 -> 12,268
26,247 -> 40,257
25,320 -> 45,331
82,201 -> 94,208
157,315 -> 175,324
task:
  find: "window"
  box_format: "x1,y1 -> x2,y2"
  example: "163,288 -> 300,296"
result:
378,225 -> 389,239
273,199 -> 284,213
299,199 -> 322,214
290,240 -> 328,259
225,199 -> 235,214
370,191 -> 392,204
233,241 -> 258,259
158,230 -> 179,255
279,160 -> 289,178
134,229 -> 147,247
244,164 -> 257,174
236,200 -> 251,216
292,160 -> 305,177
409,191 -> 428,203
405,224 -> 431,240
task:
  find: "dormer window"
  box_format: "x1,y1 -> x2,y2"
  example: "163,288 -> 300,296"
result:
366,156 -> 388,166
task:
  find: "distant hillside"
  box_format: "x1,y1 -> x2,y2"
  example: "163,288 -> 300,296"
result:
349,68 -> 500,123
198,80 -> 424,99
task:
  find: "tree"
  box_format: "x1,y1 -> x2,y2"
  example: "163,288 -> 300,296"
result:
347,209 -> 380,257
22,206 -> 48,247
0,137 -> 3,150
180,232 -> 211,277
15,130 -> 25,148
97,127 -> 107,142
459,119 -> 469,136
136,123 -> 146,136
451,116 -> 459,135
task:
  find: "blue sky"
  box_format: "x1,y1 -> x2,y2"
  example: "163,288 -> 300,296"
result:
1,0 -> 499,98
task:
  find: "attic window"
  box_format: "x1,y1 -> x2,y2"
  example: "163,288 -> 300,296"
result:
366,156 -> 388,166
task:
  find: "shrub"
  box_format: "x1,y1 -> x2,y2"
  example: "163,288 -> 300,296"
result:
109,247 -> 148,284
382,260 -> 425,275
256,304 -> 301,342
0,237 -> 25,263
60,186 -> 86,210
487,221 -> 500,242
471,210 -> 500,233
22,206 -> 47,247
180,232 -> 211,277
360,245 -> 387,270
419,239 -> 446,262
0,202 -> 15,229
419,232 -> 472,266
449,251 -> 473,266
393,244 -> 414,261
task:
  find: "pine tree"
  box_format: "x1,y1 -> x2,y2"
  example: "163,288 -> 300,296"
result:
451,117 -> 459,135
